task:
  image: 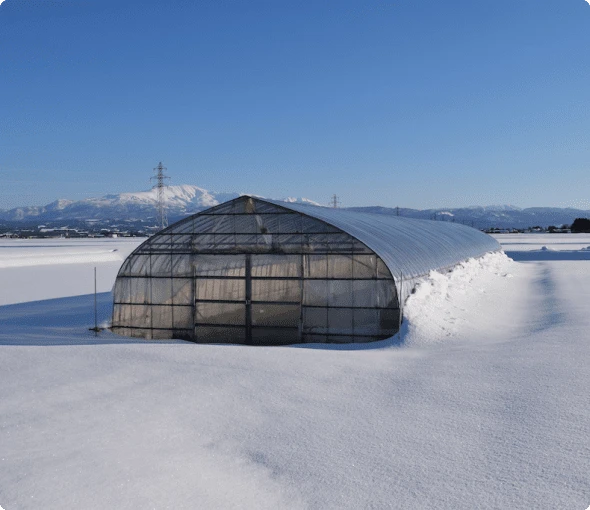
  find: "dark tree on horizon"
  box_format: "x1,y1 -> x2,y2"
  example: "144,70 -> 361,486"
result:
571,218 -> 590,233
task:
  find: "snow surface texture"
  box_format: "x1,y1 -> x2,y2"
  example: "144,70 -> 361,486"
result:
402,251 -> 514,347
0,239 -> 142,306
495,233 -> 590,261
1,235 -> 589,509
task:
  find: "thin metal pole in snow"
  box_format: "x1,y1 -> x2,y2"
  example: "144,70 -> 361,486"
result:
94,267 -> 97,332
89,266 -> 102,335
398,272 -> 403,333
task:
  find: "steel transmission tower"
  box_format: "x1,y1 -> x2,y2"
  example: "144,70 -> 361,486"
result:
151,162 -> 171,230
330,194 -> 341,208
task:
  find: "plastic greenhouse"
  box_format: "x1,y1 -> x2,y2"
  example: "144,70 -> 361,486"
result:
111,196 -> 501,344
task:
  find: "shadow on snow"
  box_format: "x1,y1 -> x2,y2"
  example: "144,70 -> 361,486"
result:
0,293 -> 180,347
506,250 -> 590,261
0,293 -> 403,349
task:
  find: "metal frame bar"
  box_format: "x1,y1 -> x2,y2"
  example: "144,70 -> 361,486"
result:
114,301 -> 395,311
144,231 -> 353,235
114,323 -> 389,340
197,212 -> 309,216
245,254 -> 253,343
115,275 -> 393,281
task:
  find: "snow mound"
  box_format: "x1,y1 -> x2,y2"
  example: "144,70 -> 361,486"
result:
402,251 -> 513,347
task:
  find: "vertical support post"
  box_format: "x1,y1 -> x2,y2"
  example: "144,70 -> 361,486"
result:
94,266 -> 98,334
192,262 -> 197,342
299,254 -> 304,342
299,214 -> 304,342
149,252 -> 154,338
89,266 -> 102,334
245,254 -> 252,345
398,272 -> 403,333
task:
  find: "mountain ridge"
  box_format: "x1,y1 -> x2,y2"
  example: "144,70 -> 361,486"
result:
0,185 -> 321,222
1,185 -> 588,228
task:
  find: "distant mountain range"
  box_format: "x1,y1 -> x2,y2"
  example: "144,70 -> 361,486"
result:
344,205 -> 589,229
0,185 -> 321,223
1,185 -> 588,229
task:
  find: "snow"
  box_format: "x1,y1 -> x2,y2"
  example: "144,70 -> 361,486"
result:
2,185 -> 323,220
494,232 -> 590,252
0,239 -> 142,306
99,187 -> 322,210
282,197 -> 323,206
114,185 -> 219,207
1,234 -> 589,509
402,251 -> 515,347
495,233 -> 590,261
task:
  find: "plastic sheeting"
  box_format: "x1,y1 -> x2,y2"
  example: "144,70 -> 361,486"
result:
262,198 -> 501,303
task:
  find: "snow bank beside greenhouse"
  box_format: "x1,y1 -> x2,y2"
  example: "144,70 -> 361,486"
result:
402,252 -> 516,346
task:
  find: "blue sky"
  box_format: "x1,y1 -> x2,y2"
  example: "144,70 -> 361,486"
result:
1,0 -> 589,209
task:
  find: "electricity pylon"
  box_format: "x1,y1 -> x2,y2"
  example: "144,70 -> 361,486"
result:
151,162 -> 170,230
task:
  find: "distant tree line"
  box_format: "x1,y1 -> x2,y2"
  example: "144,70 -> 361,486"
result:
571,218 -> 590,233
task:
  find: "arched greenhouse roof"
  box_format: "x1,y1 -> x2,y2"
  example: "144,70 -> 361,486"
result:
260,198 -> 501,281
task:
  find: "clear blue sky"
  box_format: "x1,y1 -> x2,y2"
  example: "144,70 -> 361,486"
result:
1,0 -> 589,210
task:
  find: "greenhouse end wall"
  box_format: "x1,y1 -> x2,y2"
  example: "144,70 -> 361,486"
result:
112,197 -> 400,344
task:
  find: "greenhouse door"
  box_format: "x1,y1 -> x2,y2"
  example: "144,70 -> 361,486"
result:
194,254 -> 248,344
248,254 -> 302,345
194,254 -> 301,345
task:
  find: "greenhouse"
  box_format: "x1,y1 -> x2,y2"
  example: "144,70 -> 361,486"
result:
111,196 -> 501,344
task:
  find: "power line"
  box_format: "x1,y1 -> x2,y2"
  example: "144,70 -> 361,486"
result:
150,162 -> 171,230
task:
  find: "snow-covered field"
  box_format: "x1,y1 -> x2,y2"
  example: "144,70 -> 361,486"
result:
1,234 -> 589,509
0,238 -> 142,306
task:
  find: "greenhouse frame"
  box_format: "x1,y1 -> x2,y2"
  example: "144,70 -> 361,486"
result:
111,196 -> 501,344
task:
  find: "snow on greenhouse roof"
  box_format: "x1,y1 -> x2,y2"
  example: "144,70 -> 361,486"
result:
260,197 -> 501,281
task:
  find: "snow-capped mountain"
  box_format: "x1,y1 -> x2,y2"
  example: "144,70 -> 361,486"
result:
283,197 -> 323,206
0,185 -> 588,228
81,185 -> 241,213
0,185 -> 322,222
463,205 -> 523,212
